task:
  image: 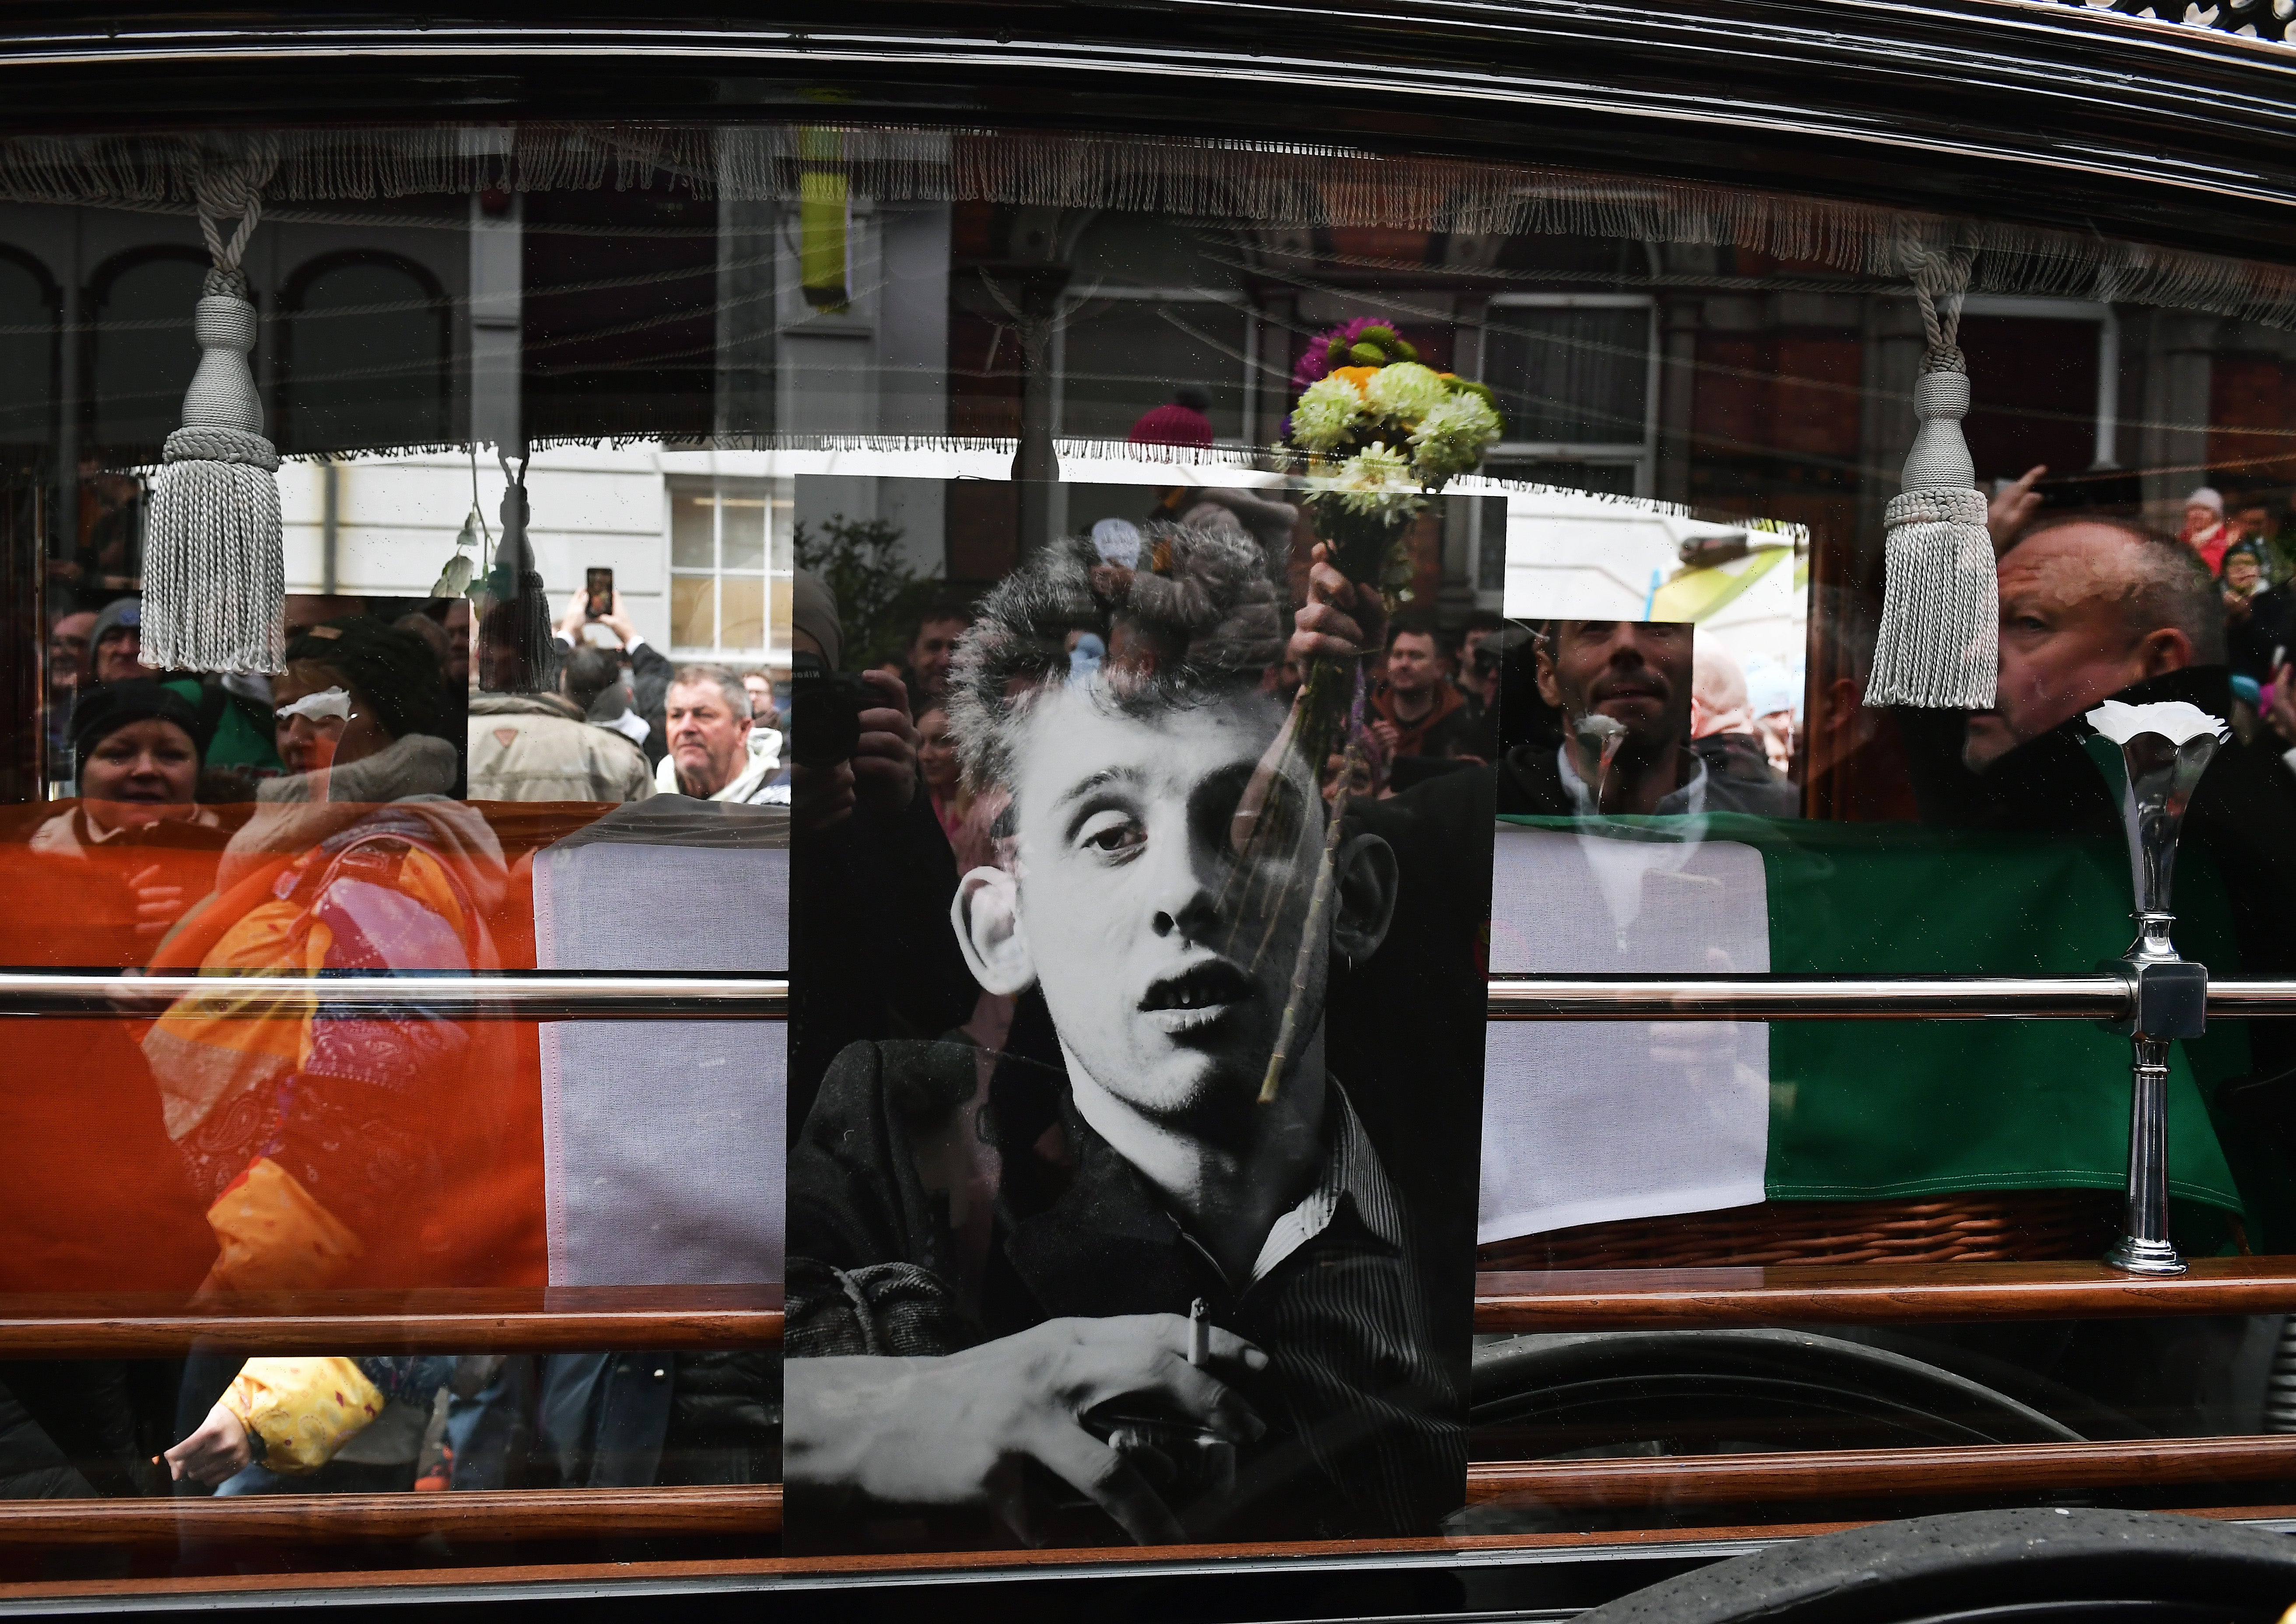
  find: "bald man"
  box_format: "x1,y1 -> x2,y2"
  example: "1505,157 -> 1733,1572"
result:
1962,517 -> 2227,774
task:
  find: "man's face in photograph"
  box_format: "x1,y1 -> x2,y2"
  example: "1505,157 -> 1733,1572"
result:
992,683 -> 1320,1131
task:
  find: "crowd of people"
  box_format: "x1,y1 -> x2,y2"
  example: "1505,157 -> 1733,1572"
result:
9,582 -> 813,1522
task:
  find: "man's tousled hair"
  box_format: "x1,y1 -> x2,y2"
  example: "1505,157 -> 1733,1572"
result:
947,520 -> 1283,793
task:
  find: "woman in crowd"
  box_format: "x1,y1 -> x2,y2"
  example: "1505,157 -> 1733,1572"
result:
36,680 -> 214,843
27,681 -> 232,966
2224,540 -> 2287,686
0,683 -> 228,1501
915,703 -> 1003,877
915,704 -> 967,844
267,658 -> 351,776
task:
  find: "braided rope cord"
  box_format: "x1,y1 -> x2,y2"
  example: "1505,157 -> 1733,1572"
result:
192,134 -> 279,276
1901,235 -> 1976,374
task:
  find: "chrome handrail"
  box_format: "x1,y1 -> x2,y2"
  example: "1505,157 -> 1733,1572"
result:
0,971 -> 788,1020
1486,974 -> 2296,1021
0,970 -> 2288,1023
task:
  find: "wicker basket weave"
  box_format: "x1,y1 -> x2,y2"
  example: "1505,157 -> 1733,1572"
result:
1476,1190 -> 2124,1271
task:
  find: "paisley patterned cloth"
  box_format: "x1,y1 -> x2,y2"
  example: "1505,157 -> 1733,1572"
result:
143,792 -> 525,1291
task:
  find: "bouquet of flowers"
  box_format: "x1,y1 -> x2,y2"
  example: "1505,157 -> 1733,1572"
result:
1271,320 -> 1504,778
1285,318 -> 1505,590
1249,321 -> 1503,1102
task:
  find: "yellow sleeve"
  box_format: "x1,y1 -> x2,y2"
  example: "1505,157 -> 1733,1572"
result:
206,1157 -> 365,1292
218,1357 -> 386,1475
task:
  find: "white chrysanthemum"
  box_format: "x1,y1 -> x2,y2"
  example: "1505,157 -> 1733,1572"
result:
1326,442 -> 1420,512
1363,361 -> 1450,425
1290,374 -> 1366,452
1338,442 -> 1412,488
1409,391 -> 1503,482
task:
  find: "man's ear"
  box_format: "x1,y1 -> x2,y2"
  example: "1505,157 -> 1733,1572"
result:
953,866 -> 1037,996
1329,832 -> 1399,969
1824,675 -> 1861,739
2136,625 -> 2195,680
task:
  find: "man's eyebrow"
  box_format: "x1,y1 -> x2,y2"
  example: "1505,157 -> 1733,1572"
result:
1054,764 -> 1142,807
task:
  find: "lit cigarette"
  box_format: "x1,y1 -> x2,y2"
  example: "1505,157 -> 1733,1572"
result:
1188,1297 -> 1209,1368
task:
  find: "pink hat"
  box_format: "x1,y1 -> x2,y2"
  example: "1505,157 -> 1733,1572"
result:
1128,401 -> 1215,450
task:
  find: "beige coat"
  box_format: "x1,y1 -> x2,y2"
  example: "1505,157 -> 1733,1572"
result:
468,693 -> 654,804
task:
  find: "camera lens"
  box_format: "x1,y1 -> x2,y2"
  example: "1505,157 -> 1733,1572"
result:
789,653 -> 862,767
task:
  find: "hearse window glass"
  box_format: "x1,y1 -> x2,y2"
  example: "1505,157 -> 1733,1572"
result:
0,249 -> 53,450
88,249 -> 205,460
277,254 -> 452,454
1055,213 -> 1256,445
1481,295 -> 1657,496
0,116 -> 2292,1588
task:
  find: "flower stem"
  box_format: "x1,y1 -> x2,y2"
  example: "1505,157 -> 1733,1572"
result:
1258,740 -> 1358,1106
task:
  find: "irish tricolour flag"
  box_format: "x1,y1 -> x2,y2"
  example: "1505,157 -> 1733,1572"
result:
1479,814 -> 2248,1246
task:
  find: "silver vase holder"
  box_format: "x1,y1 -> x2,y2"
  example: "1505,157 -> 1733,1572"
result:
2085,726 -> 2222,1277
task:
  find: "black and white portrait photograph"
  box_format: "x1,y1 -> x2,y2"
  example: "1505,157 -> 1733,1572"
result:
784,502 -> 1488,1552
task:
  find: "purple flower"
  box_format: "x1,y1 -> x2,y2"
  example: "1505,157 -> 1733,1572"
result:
1291,316 -> 1400,393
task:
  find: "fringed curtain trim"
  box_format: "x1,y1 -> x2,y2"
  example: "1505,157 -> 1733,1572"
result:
7,124 -> 2296,328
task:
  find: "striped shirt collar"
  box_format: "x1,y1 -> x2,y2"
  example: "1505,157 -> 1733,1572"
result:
1244,1080 -> 1406,1287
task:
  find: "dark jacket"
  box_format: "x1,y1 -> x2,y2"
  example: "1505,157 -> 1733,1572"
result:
628,639 -> 675,768
789,785 -> 979,1134
2227,587 -> 2290,686
1372,682 -> 1480,760
1896,665 -> 2296,1085
1690,730 -> 1802,817
787,1040 -> 1465,1547
1497,736 -> 1799,817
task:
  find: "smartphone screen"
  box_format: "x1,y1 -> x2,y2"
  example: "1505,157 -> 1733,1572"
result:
585,567 -> 613,619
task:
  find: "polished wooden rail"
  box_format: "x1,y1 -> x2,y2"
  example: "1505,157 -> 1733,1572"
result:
0,1484 -> 781,1545
0,1286 -> 782,1356
9,1264 -> 2296,1355
0,1522 -> 1862,1601
1467,1437 -> 2296,1510
1472,1258 -> 2296,1332
12,1438 -> 2293,1549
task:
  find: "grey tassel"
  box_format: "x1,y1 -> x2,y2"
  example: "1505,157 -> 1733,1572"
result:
141,141 -> 284,674
1864,240 -> 1998,710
